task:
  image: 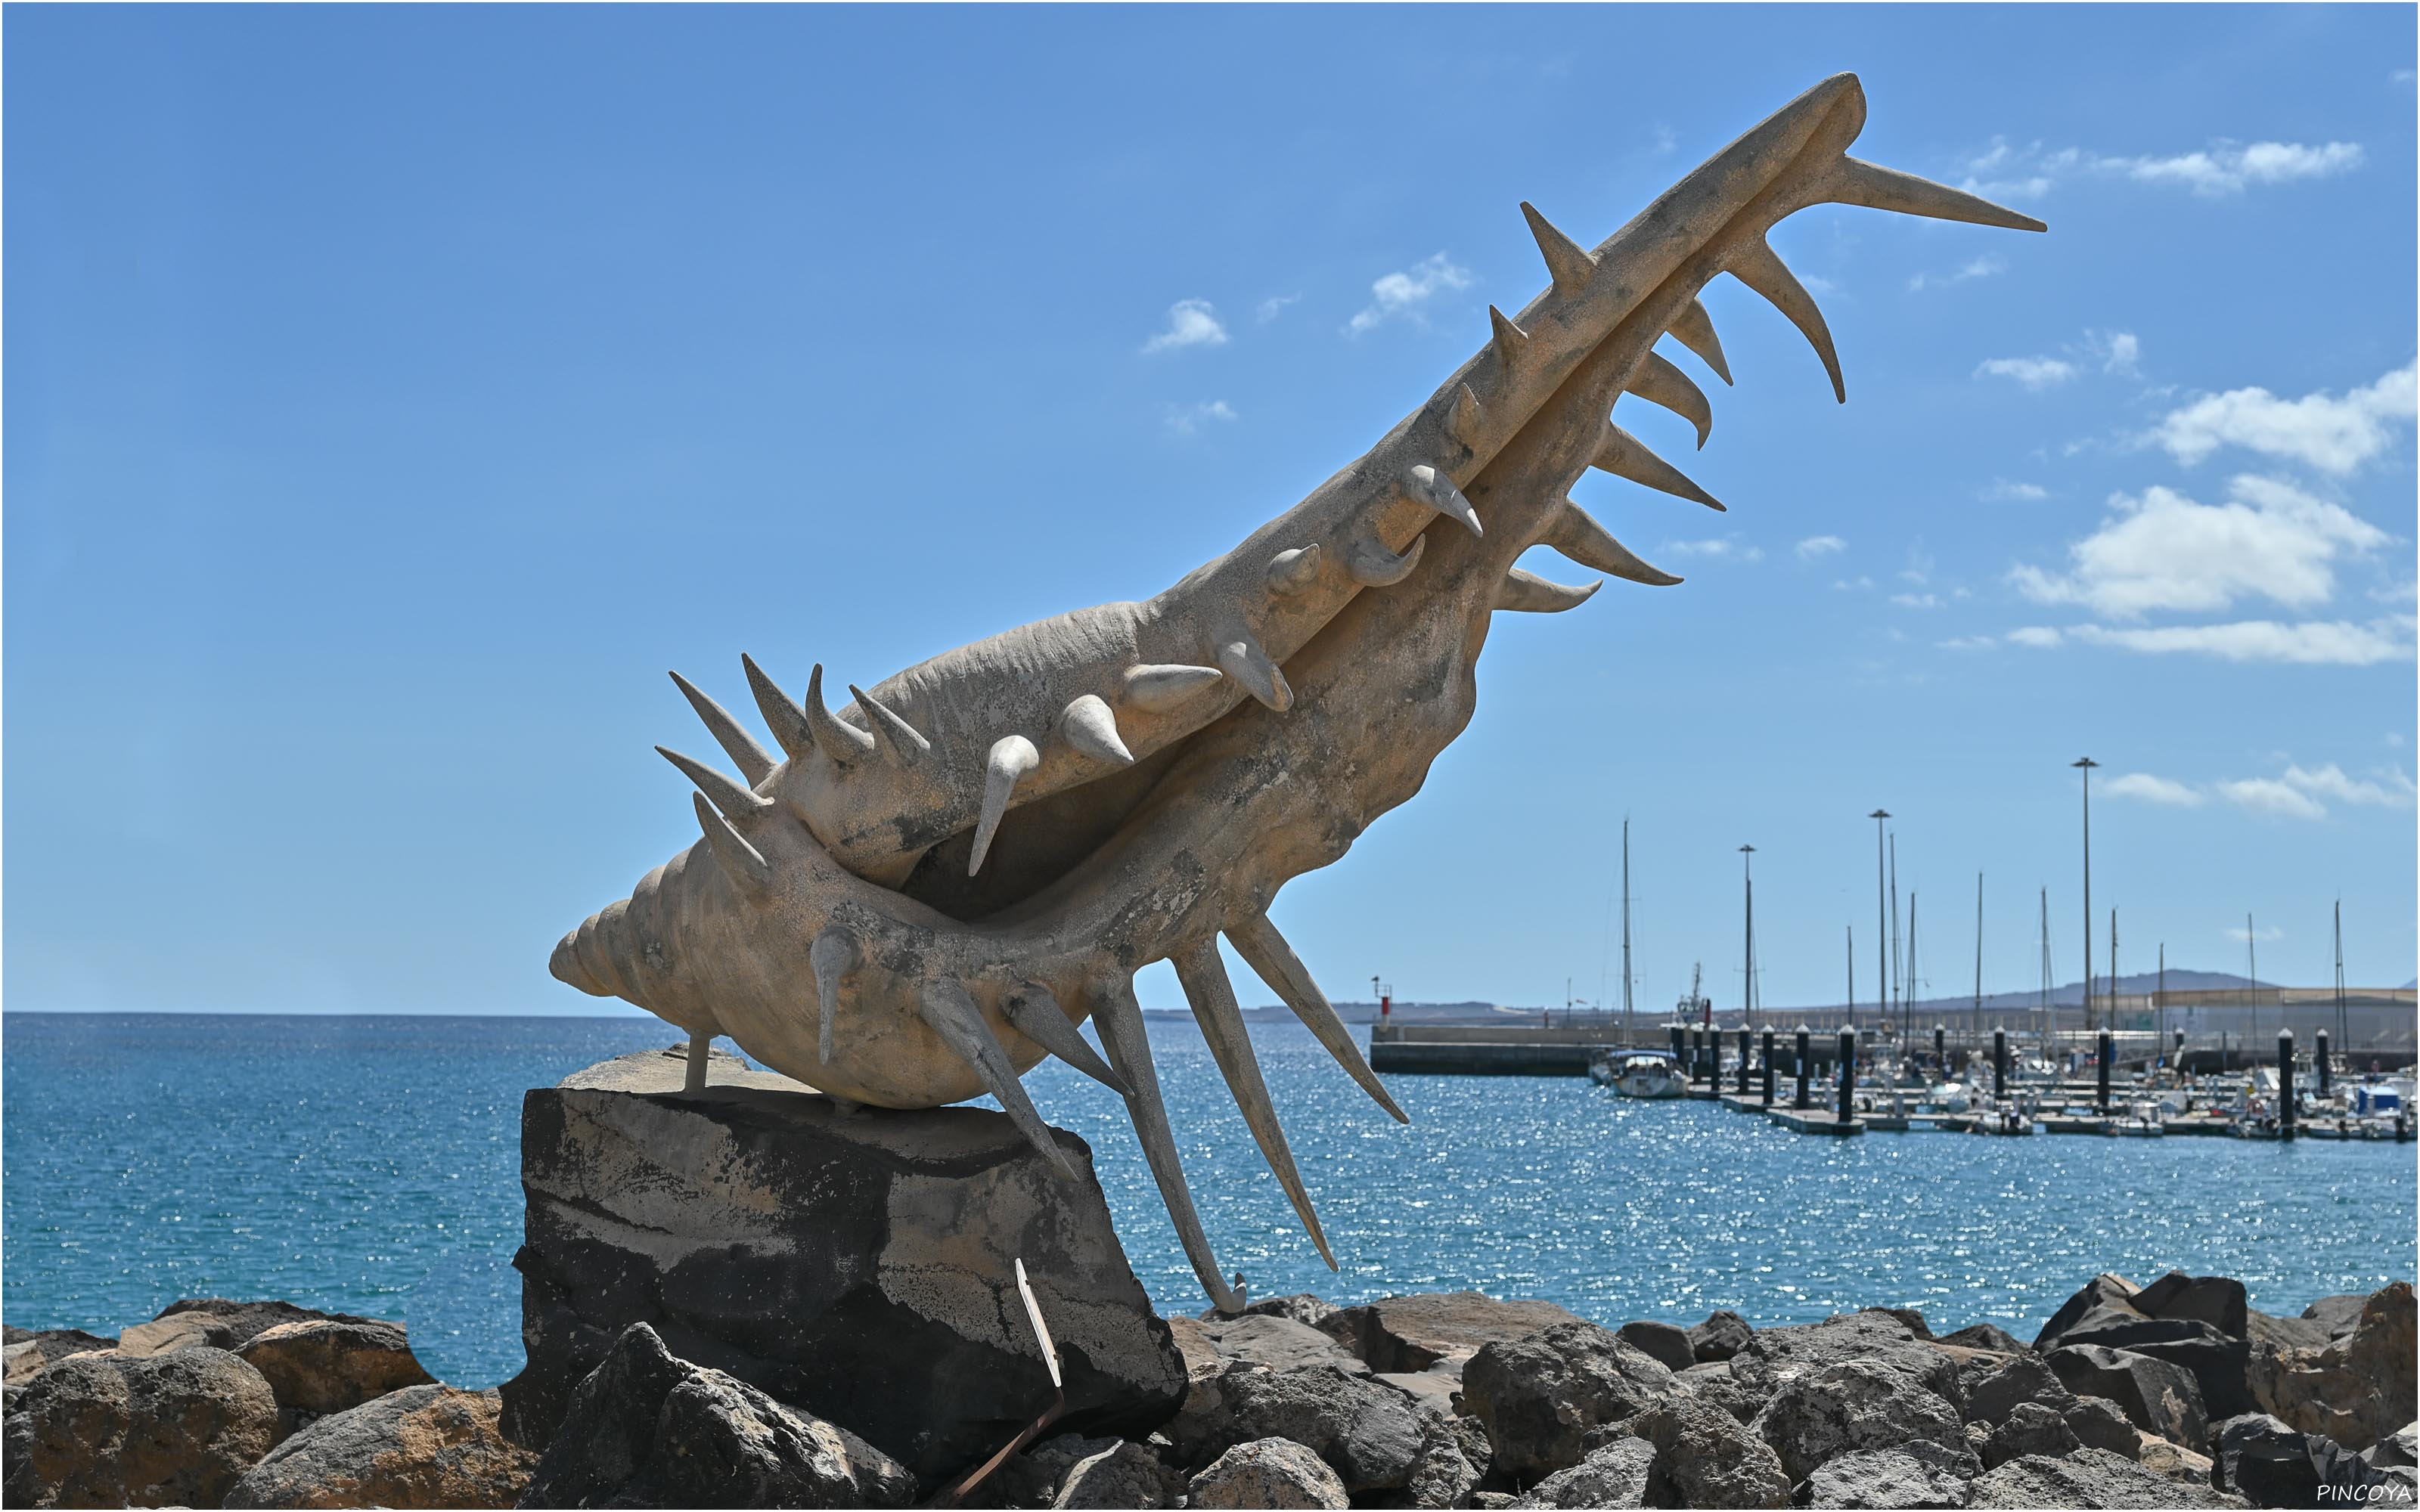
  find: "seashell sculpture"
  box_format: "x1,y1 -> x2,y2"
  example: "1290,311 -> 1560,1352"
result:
551,74 -> 2043,1309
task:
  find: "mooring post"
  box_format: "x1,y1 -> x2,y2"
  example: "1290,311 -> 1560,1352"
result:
2316,1027 -> 2331,1099
2096,1028 -> 2113,1111
1795,1025 -> 1812,1110
684,1029 -> 712,1093
2279,1027 -> 2297,1139
1837,1027 -> 1856,1124
1993,1026 -> 2008,1101
1761,1029 -> 1776,1106
1934,1023 -> 1946,1074
1669,1021 -> 1686,1072
2174,1027 -> 2186,1083
1737,1027 -> 1751,1095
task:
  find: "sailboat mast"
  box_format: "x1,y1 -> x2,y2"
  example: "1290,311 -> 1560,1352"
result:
1907,892 -> 1919,1046
2110,907 -> 2119,1061
1621,820 -> 1634,1041
1889,834 -> 1902,1027
2334,900 -> 2346,1052
2038,886 -> 2051,1052
1973,872 -> 1984,1043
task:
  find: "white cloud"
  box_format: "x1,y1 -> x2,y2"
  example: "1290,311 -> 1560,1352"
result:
1907,255 -> 2006,293
2282,762 -> 2415,808
1796,535 -> 1845,559
2219,778 -> 2328,820
1891,593 -> 1943,609
1663,538 -> 1763,562
1347,254 -> 1472,336
2069,618 -> 2414,665
2086,330 -> 2141,376
2228,922 -> 2287,943
1938,634 -> 1998,651
2009,475 -> 2386,618
1255,294 -> 1300,324
2107,773 -> 2207,807
1977,355 -> 2078,391
1959,136 -> 2365,200
1141,299 -> 1228,354
1162,399 -> 1238,436
1832,575 -> 1875,592
2110,141 -> 2364,196
2147,361 -> 2416,474
1981,479 -> 2049,502
2006,626 -> 2064,647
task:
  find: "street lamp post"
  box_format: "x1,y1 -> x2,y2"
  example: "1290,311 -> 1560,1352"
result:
1869,810 -> 1890,1040
2072,758 -> 2099,1033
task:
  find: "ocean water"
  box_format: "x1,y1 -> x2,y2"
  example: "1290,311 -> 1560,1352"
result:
4,1011 -> 2413,1387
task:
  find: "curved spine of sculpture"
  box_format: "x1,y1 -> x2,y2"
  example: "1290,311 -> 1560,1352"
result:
551,73 -> 2043,1309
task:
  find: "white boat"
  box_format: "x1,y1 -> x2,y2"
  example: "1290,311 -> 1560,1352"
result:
2111,1100 -> 2165,1137
1596,1049 -> 1686,1098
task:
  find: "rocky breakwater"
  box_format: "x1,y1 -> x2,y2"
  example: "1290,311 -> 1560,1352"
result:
1,1300 -> 532,1509
501,1046 -> 1188,1484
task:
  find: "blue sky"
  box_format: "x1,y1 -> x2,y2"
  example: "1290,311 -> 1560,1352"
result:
7,5 -> 2414,1018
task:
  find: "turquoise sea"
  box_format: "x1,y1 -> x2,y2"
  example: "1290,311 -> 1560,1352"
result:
4,1012 -> 2414,1387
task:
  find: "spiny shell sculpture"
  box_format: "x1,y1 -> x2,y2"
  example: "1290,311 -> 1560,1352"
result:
553,75 -> 2043,1309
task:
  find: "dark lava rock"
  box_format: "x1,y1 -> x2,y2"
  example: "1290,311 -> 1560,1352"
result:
2034,1274 -> 2147,1353
2251,1281 -> 2417,1454
1619,1390 -> 1791,1507
2064,1396 -> 2143,1459
1185,1437 -> 1348,1509
1802,1440 -> 1980,1510
1,1328 -> 118,1390
2136,1271 -> 2251,1339
2214,1411 -> 2395,1509
2046,1342 -> 2211,1450
1615,1320 -> 1698,1374
119,1299 -> 372,1357
1748,1358 -> 1970,1483
1316,1292 -> 1584,1374
1969,1446 -> 2238,1508
2367,1423 -> 2418,1469
224,1383 -> 535,1509
1460,1322 -> 1677,1479
503,1064 -> 1184,1482
1982,1401 -> 2080,1469
1192,1314 -> 1369,1374
522,1322 -> 914,1509
1055,1440 -> 1184,1508
1966,1353 -> 2078,1427
1507,1438 -> 1655,1509
1939,1323 -> 2030,1355
1677,1359 -> 1770,1426
1688,1309 -> 1754,1363
236,1318 -> 435,1419
2301,1295 -> 2371,1340
2,1345 -> 280,1509
1729,1309 -> 1964,1408
1165,1361 -> 1433,1495
1202,1294 -> 1340,1329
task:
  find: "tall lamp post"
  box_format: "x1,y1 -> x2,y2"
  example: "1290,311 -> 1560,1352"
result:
2072,758 -> 2099,1033
1869,810 -> 1890,1040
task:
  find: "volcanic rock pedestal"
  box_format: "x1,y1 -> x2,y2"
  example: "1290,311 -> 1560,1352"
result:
500,1049 -> 1186,1485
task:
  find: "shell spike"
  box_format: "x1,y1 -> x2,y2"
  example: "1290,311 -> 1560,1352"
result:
740,654 -> 817,761
1087,974 -> 1241,1312
669,671 -> 773,785
1667,297 -> 1733,385
1627,352 -> 1714,449
1404,463 -> 1482,538
969,734 -> 1041,874
916,979 -> 1076,1181
1487,305 -> 1531,371
1494,568 -> 1604,612
808,926 -> 860,1064
803,665 -> 879,765
1519,200 -> 1596,296
1592,423 -> 1725,512
658,746 -> 774,821
1545,497 -> 1685,586
1170,937 -> 1336,1269
1265,544 -> 1323,596
1345,534 -> 1426,588
1057,695 -> 1134,767
1827,156 -> 2047,233
690,792 -> 772,900
1727,237 -> 1844,402
1001,981 -> 1128,1095
1212,629 -> 1292,713
1225,913 -> 1408,1123
849,684 -> 932,767
1123,663 -> 1224,714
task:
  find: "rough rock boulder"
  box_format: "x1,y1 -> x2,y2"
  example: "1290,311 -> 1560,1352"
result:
224,1383 -> 535,1509
1748,1357 -> 1970,1483
1460,1321 -> 1677,1478
1968,1446 -> 2237,1508
236,1318 -> 436,1420
1,1345 -> 281,1509
1187,1438 -> 1351,1509
1317,1292 -> 1584,1375
2250,1281 -> 2416,1453
502,1061 -> 1186,1482
523,1322 -> 914,1509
